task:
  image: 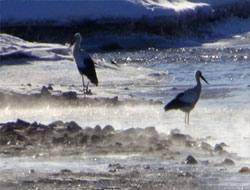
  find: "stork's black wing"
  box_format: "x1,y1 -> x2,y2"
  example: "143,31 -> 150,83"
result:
164,93 -> 192,111
82,58 -> 98,86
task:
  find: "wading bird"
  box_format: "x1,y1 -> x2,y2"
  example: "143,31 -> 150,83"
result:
164,70 -> 209,126
69,33 -> 98,94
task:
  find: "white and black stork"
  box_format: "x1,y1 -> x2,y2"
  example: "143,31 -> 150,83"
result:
69,33 -> 98,94
164,70 -> 209,126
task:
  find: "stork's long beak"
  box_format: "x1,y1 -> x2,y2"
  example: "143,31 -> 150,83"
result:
201,75 -> 209,85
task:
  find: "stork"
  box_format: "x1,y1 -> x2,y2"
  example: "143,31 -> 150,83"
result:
69,33 -> 98,94
164,70 -> 209,126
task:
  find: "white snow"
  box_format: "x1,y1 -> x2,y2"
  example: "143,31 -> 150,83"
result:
0,33 -> 71,61
1,0 -> 210,24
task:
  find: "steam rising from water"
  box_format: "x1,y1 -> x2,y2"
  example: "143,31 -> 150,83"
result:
1,102 -> 249,158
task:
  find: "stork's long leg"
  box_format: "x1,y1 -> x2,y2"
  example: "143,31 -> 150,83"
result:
81,75 -> 85,92
86,82 -> 90,93
185,113 -> 187,127
187,112 -> 190,126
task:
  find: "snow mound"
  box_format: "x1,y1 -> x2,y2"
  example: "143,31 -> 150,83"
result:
0,33 -> 71,61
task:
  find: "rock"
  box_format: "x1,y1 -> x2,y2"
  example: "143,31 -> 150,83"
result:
148,136 -> 159,145
215,158 -> 235,166
185,155 -> 198,164
170,133 -> 187,145
219,142 -> 228,147
91,135 -> 102,144
62,91 -> 77,100
200,142 -> 213,152
1,124 -> 15,134
145,126 -> 158,137
115,142 -> 122,147
16,119 -> 30,129
16,134 -> 27,142
169,128 -> 180,135
108,163 -> 125,170
84,127 -> 93,134
52,136 -> 65,145
123,128 -> 136,136
110,96 -> 119,103
78,134 -> 89,144
48,120 -> 64,128
143,165 -> 150,169
103,125 -> 114,134
185,140 -> 197,148
239,167 -> 250,173
221,158 -> 235,166
0,137 -> 8,145
47,84 -> 53,90
94,125 -> 102,133
29,169 -> 35,174
60,169 -> 72,174
155,143 -> 167,151
41,86 -> 51,96
214,144 -> 223,152
66,121 -> 82,132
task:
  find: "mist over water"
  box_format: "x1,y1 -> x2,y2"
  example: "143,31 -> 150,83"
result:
1,32 -> 249,160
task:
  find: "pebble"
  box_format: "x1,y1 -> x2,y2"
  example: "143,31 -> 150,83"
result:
91,135 -> 101,144
200,142 -> 213,152
221,158 -> 235,166
103,125 -> 114,134
78,134 -> 89,144
214,144 -> 223,152
29,169 -> 35,174
66,121 -> 82,132
215,158 -> 235,166
239,167 -> 250,173
62,91 -> 77,99
41,86 -> 51,96
16,119 -> 30,129
185,155 -> 198,164
60,169 -> 72,174
169,128 -> 180,135
143,165 -> 150,169
170,133 -> 187,145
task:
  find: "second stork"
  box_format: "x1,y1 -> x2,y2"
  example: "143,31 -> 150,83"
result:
164,70 -> 209,126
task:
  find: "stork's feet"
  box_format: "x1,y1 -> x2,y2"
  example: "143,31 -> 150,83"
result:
81,87 -> 93,95
84,88 -> 93,95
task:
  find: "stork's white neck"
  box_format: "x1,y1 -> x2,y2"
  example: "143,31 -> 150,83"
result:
73,38 -> 81,52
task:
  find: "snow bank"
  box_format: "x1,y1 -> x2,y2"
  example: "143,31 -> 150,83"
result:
2,0 -> 209,25
0,33 -> 70,61
1,0 -> 250,50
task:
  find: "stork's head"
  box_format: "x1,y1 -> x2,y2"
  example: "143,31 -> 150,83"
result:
69,33 -> 82,48
196,70 -> 209,84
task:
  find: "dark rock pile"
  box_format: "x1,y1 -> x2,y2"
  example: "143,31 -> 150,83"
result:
0,119 -> 232,158
0,119 -> 164,156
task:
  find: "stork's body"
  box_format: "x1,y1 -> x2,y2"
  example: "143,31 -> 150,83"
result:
164,71 -> 209,126
70,33 -> 98,94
